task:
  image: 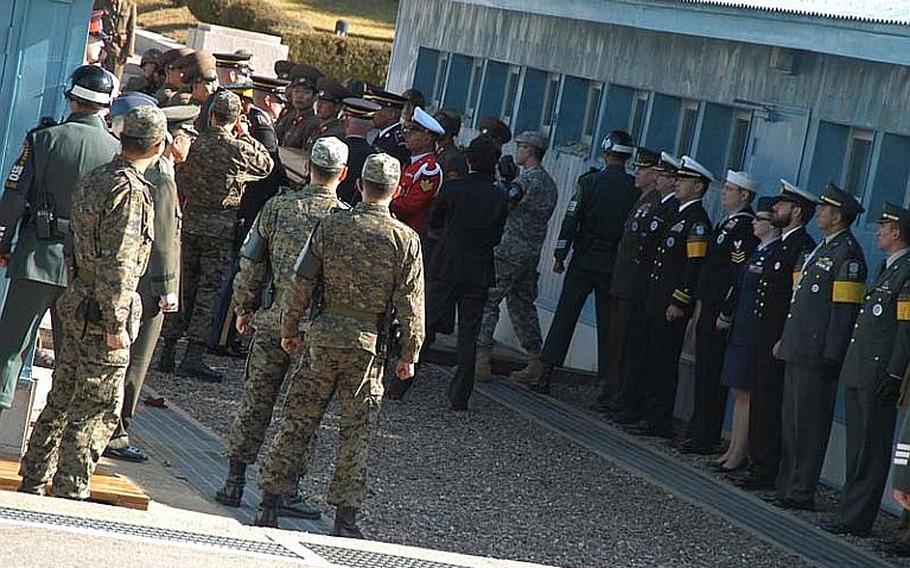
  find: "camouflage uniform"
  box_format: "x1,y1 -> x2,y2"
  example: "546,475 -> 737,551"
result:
226,184 -> 347,463
161,96 -> 273,350
19,107 -> 161,497
258,159 -> 424,508
98,0 -> 136,80
478,164 -> 558,354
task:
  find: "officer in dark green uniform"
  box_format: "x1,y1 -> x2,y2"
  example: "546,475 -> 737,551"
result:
822,203 -> 910,536
774,183 -> 867,511
533,131 -> 638,394
0,66 -> 119,415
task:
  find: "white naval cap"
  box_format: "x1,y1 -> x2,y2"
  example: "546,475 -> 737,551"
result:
658,151 -> 682,170
411,107 -> 445,135
725,170 -> 755,192
678,155 -> 716,183
779,179 -> 818,204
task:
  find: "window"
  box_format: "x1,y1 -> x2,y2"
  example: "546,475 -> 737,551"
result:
867,133 -> 910,221
430,53 -> 450,110
501,65 -> 522,124
465,59 -> 484,121
629,91 -> 650,145
540,73 -> 561,135
441,54 -> 473,114
843,129 -> 873,198
594,84 -> 635,157
411,48 -> 441,98
582,82 -> 603,145
475,60 -> 509,124
725,110 -> 752,171
808,121 -> 850,192
676,101 -> 700,156
645,94 -> 682,151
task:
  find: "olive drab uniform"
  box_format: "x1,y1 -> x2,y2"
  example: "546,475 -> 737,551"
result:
642,198 -> 711,434
19,155 -> 154,499
0,113 -> 118,410
109,156 -> 181,450
303,118 -> 346,157
837,249 -> 910,532
539,165 -> 637,377
776,230 -> 866,507
740,225 -> 815,485
280,108 -> 320,149
686,208 -> 758,449
258,201 -> 425,509
225,184 -> 347,465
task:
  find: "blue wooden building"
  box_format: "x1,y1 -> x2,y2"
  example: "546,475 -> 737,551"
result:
386,0 -> 910,503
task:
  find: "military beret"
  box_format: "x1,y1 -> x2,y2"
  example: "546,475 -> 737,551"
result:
514,130 -> 548,152
110,91 -> 157,119
342,97 -> 381,120
289,64 -> 324,89
778,179 -> 818,208
122,106 -> 167,142
878,202 -> 910,229
434,110 -> 462,138
726,170 -> 756,192
633,147 -> 660,168
159,48 -> 195,69
316,77 -> 353,103
310,136 -> 349,171
477,116 -> 512,145
274,60 -> 294,80
819,182 -> 864,217
140,48 -> 162,66
677,156 -> 716,183
362,153 -> 401,186
364,88 -> 408,109
211,90 -> 242,120
162,104 -> 201,137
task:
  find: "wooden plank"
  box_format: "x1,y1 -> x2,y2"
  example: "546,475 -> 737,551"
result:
0,457 -> 149,511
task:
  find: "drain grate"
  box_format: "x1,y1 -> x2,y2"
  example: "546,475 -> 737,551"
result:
305,543 -> 464,568
0,506 -> 298,558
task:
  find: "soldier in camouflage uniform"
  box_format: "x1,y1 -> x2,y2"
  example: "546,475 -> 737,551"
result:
156,90 -> 273,382
18,106 -> 165,499
214,138 -> 350,517
476,131 -> 557,382
255,153 -> 425,538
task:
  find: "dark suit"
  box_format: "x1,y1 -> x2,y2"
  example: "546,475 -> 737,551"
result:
743,226 -> 815,483
374,122 -> 409,167
540,165 -> 637,377
338,136 -> 377,206
642,199 -> 711,434
425,172 -> 508,407
686,209 -> 758,448
776,229 -> 866,506
837,252 -> 910,531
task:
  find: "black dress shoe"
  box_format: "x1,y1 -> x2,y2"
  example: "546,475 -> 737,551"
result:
820,521 -> 869,538
103,446 -> 149,463
772,497 -> 815,511
732,474 -> 776,491
450,403 -> 468,412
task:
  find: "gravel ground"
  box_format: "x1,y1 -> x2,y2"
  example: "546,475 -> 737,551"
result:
145,344 -> 808,568
548,368 -> 910,566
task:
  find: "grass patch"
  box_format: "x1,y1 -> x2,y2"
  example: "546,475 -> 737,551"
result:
135,0 -> 196,43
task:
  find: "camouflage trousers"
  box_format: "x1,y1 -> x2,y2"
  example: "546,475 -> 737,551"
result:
161,233 -> 234,346
478,256 -> 543,354
225,329 -> 297,463
258,346 -> 383,508
19,290 -> 132,499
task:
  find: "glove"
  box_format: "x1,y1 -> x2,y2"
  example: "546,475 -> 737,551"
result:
877,376 -> 903,407
497,155 -> 518,184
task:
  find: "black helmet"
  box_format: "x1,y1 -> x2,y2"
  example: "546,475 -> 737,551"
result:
601,130 -> 635,155
65,65 -> 115,107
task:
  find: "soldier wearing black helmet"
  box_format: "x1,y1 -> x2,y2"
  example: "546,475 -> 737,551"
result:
0,65 -> 120,415
532,130 -> 638,394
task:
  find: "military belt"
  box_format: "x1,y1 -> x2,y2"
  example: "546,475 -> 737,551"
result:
325,305 -> 383,322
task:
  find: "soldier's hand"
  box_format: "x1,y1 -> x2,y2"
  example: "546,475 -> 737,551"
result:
106,330 -> 131,350
159,293 -> 179,313
665,305 -> 685,322
281,336 -> 302,355
0,253 -> 8,267
772,340 -> 782,359
395,358 -> 415,381
236,312 -> 255,336
553,259 -> 565,274
895,489 -> 910,510
715,315 -> 731,331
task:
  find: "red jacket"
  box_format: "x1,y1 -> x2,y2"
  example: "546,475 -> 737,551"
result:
392,152 -> 443,235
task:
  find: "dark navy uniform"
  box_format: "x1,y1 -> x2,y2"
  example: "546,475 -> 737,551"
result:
642,197 -> 711,434
374,122 -> 409,167
836,205 -> 910,533
776,195 -> 866,508
686,207 -> 757,449
338,136 -> 377,206
539,164 -> 637,383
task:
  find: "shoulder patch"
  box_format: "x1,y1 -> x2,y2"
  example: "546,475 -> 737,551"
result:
417,161 -> 442,179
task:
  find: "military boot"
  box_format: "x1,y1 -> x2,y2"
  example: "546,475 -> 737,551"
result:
475,349 -> 493,382
510,355 -> 544,383
333,506 -> 364,539
254,492 -> 282,528
214,460 -> 246,507
156,338 -> 177,373
528,364 -> 553,394
176,342 -> 225,383
280,481 -> 322,519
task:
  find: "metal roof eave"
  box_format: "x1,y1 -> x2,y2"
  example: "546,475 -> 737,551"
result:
453,0 -> 910,66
